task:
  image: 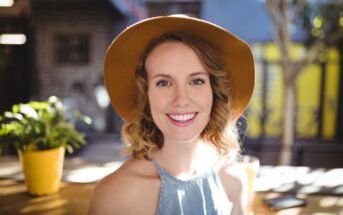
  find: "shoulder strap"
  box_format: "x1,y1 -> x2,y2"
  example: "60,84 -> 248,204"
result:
151,159 -> 164,176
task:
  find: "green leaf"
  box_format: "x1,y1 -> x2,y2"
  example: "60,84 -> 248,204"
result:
0,96 -> 91,154
19,105 -> 38,119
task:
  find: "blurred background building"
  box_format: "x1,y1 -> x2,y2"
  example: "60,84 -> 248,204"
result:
0,0 -> 342,166
0,0 -> 146,134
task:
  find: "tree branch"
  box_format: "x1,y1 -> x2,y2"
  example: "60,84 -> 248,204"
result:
266,0 -> 293,83
289,0 -> 306,23
288,29 -> 343,84
323,30 -> 343,46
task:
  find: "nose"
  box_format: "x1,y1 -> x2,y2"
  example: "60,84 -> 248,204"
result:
172,84 -> 191,107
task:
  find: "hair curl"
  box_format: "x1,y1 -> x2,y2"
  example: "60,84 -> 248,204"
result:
121,33 -> 240,159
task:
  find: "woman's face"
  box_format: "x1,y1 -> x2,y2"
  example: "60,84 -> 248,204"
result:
146,41 -> 213,144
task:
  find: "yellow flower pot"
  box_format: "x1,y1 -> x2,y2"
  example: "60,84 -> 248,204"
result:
18,146 -> 65,196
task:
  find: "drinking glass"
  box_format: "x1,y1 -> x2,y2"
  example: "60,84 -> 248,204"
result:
239,155 -> 260,215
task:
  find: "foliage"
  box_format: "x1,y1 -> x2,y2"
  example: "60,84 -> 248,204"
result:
296,0 -> 343,46
0,96 -> 92,154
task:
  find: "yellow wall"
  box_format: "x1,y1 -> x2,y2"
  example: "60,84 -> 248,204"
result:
247,44 -> 340,140
247,44 -> 263,138
296,64 -> 321,137
323,49 -> 340,139
247,62 -> 263,138
265,63 -> 283,137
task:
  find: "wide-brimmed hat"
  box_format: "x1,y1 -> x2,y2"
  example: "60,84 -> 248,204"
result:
104,15 -> 255,122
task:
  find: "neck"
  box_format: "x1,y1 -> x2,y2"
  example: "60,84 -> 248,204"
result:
151,138 -> 218,178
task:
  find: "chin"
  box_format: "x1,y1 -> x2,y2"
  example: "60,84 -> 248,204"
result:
167,134 -> 200,144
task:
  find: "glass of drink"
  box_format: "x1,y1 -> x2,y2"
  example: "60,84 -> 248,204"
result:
239,155 -> 260,215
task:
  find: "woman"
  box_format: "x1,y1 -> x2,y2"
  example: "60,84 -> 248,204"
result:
88,15 -> 255,215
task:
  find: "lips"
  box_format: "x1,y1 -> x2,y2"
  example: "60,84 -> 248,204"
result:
166,112 -> 197,127
167,113 -> 196,121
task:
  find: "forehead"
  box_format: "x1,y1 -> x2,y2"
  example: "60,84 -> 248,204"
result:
147,41 -> 194,61
145,41 -> 206,77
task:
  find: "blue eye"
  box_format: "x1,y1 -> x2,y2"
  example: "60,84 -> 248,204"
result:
156,80 -> 171,87
191,78 -> 205,85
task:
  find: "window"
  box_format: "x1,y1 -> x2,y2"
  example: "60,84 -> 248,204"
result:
54,34 -> 90,65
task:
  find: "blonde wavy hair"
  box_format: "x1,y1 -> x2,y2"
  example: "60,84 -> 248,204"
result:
122,33 -> 240,159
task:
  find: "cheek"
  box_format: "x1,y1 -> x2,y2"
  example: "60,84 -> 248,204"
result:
205,95 -> 213,115
148,89 -> 166,115
147,90 -> 155,113
200,87 -> 213,111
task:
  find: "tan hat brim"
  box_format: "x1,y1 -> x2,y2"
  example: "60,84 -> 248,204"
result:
104,15 -> 255,122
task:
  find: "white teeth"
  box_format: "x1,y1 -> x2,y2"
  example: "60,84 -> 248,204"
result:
168,113 -> 196,122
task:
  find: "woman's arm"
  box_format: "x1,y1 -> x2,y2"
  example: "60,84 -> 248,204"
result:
218,162 -> 248,215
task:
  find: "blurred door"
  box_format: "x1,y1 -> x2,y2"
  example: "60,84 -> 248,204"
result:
0,18 -> 32,113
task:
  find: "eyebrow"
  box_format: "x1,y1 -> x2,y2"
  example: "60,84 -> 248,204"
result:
151,71 -> 208,79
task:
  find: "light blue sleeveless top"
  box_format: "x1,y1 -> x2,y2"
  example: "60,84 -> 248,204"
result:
152,160 -> 232,215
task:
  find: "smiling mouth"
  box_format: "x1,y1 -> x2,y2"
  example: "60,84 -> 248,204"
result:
166,113 -> 197,122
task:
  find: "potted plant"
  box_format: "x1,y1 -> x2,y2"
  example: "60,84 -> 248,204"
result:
0,96 -> 91,196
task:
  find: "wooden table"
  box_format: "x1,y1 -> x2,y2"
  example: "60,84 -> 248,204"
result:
1,179 -> 343,215
0,180 -> 94,215
0,156 -> 120,215
1,156 -> 343,215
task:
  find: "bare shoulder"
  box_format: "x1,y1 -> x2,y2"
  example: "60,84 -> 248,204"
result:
87,158 -> 161,215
